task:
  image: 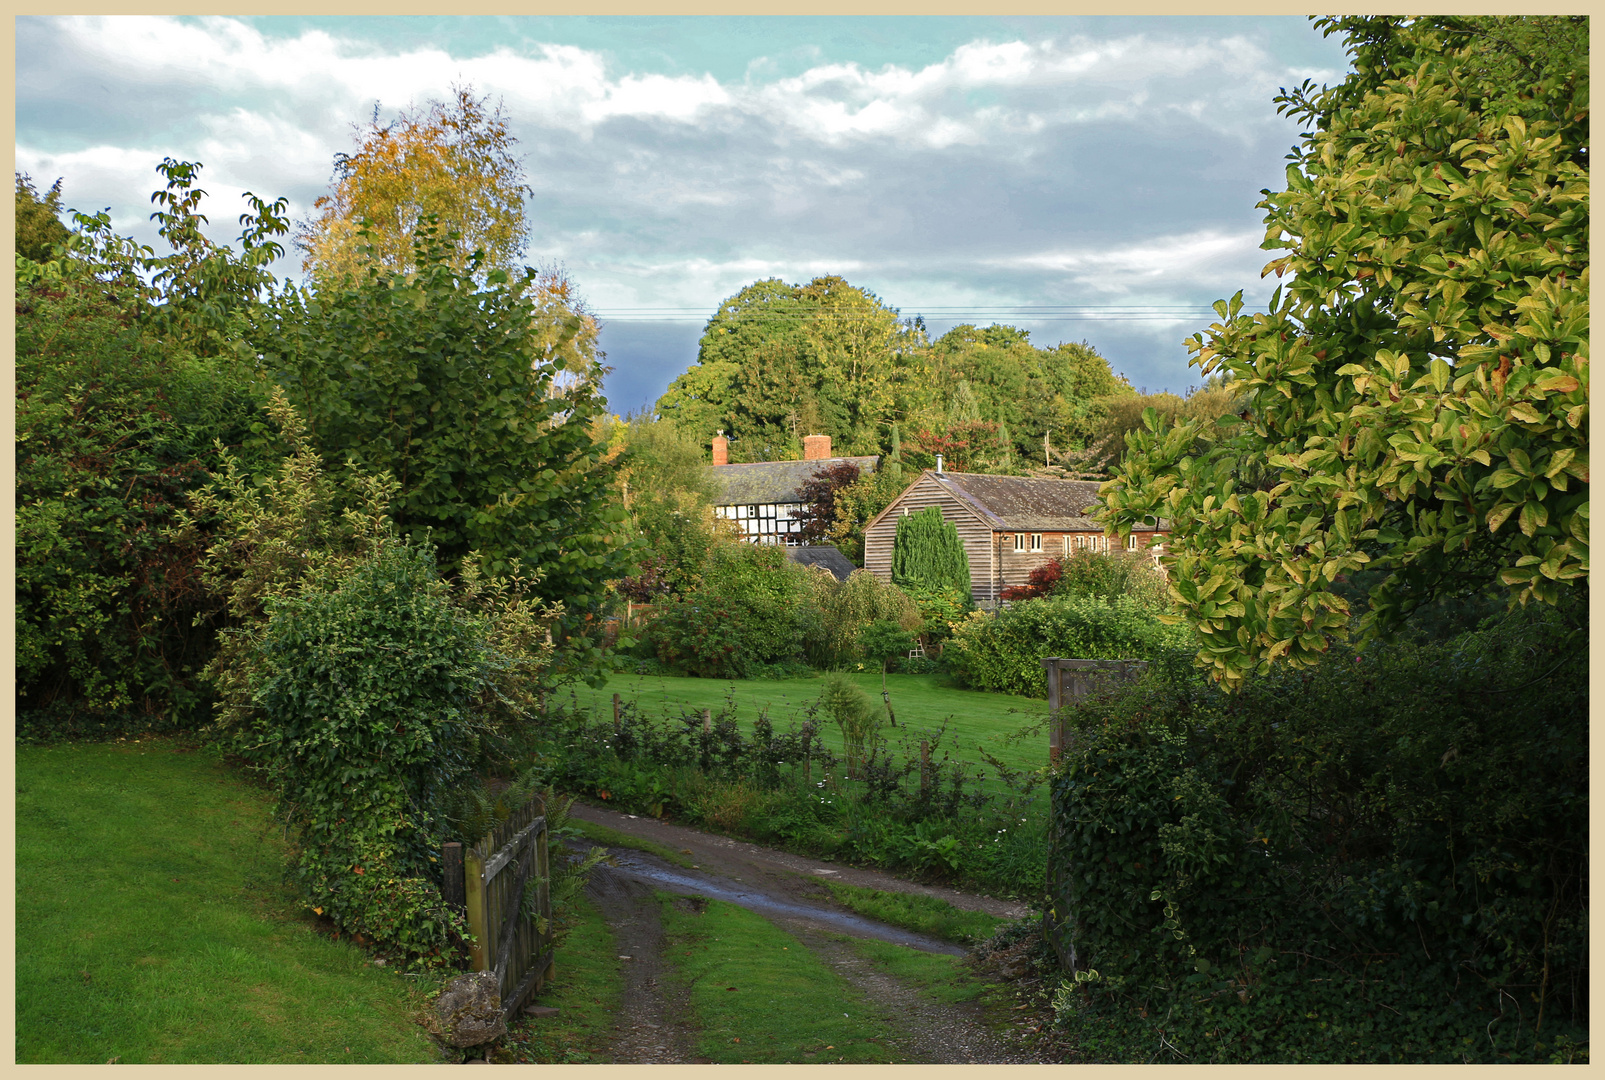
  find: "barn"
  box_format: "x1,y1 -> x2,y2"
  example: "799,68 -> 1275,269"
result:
862,470 -> 1167,605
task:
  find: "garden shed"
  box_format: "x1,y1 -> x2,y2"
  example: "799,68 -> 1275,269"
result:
863,470 -> 1167,604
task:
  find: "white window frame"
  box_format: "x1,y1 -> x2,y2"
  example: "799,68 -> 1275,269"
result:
1127,533 -> 1140,551
1030,533 -> 1042,552
1013,533 -> 1026,552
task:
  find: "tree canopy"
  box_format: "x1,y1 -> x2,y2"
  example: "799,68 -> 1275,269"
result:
15,173 -> 70,262
295,86 -> 530,282
657,277 -> 1132,471
1101,15 -> 1589,686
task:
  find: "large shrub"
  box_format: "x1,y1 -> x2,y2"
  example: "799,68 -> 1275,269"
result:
251,542 -> 491,964
947,595 -> 1191,697
802,567 -> 920,668
1046,609 -> 1587,1062
645,543 -> 818,678
15,220 -> 278,740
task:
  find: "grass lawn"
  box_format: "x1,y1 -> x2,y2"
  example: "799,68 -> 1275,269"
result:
658,895 -> 904,1063
15,737 -> 443,1064
564,671 -> 1051,779
822,881 -> 1005,946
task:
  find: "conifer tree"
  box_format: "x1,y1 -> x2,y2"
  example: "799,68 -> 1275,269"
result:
891,506 -> 970,593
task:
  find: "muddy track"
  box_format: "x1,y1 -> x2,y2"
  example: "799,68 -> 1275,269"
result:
572,802 -> 1038,1064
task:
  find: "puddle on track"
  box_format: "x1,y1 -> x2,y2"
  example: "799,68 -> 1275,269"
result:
602,849 -> 965,956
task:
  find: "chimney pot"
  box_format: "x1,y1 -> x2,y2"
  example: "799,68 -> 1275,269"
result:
803,434 -> 831,461
712,434 -> 729,467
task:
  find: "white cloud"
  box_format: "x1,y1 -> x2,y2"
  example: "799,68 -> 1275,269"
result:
984,230 -> 1267,296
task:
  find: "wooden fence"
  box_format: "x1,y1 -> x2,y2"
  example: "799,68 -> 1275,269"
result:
441,794 -> 554,1024
1040,657 -> 1149,764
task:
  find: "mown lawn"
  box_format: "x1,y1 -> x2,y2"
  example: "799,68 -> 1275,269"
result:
15,738 -> 443,1064
564,672 -> 1050,778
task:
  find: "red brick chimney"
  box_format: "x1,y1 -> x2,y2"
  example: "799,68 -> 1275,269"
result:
711,432 -> 729,466
802,434 -> 832,461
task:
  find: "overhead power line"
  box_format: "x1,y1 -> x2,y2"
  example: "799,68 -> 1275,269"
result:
588,305 -> 1257,324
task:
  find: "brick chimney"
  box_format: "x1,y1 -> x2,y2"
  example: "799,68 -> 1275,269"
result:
802,434 -> 832,461
711,432 -> 729,466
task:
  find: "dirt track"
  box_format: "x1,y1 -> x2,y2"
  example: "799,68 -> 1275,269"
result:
572,802 -> 1039,1064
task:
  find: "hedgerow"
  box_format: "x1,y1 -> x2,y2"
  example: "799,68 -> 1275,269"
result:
1046,606 -> 1586,1062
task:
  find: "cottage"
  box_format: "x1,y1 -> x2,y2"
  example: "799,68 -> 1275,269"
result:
863,469 -> 1168,604
707,433 -> 878,546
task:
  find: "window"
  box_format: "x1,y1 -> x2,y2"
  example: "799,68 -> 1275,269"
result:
1062,535 -> 1073,554
1013,533 -> 1026,552
1127,533 -> 1140,551
1030,533 -> 1042,552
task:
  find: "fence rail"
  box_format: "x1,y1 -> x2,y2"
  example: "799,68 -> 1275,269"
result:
446,794 -> 554,1023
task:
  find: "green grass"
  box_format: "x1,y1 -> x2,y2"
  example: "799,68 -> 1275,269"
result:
567,671 -> 1050,779
823,881 -> 1005,946
566,817 -> 697,869
500,893 -> 623,1063
838,935 -> 992,1006
658,895 -> 905,1063
16,738 -> 443,1064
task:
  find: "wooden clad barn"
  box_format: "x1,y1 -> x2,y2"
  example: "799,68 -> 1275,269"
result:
863,470 -> 1168,604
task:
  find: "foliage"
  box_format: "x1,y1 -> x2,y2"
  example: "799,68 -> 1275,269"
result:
1046,608 -> 1586,1062
890,506 -> 971,594
1053,548 -> 1172,611
15,172 -> 70,262
923,325 -> 1133,469
896,582 -> 973,652
249,542 -> 491,966
296,85 -> 530,283
253,220 -> 629,624
790,460 -> 864,544
538,689 -> 1048,898
15,165 -> 287,739
857,620 -> 917,672
801,567 -> 920,668
643,544 -> 818,678
1100,16 -> 1590,687
657,276 -> 922,459
612,413 -> 724,601
1001,556 -> 1064,602
817,672 -> 881,778
947,596 -> 1192,697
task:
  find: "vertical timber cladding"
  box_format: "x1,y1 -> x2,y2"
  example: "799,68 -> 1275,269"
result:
862,472 -> 997,600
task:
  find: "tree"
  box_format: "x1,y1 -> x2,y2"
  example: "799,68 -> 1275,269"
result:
15,173 -> 69,262
1100,16 -> 1589,687
613,413 -> 725,602
296,86 -> 530,282
253,221 -> 629,617
791,460 -> 863,544
657,276 -> 922,458
891,507 -> 970,594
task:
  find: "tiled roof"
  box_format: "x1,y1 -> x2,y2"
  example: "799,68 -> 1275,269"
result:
709,456 -> 879,506
931,472 -> 1164,531
786,545 -> 858,582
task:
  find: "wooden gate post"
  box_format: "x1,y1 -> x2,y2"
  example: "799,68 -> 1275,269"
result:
442,842 -> 466,917
463,844 -> 489,973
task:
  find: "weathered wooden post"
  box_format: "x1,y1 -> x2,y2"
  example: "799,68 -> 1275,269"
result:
919,739 -> 931,794
612,692 -> 622,735
702,707 -> 712,735
442,842 -> 466,917
463,843 -> 489,973
1042,658 -> 1066,764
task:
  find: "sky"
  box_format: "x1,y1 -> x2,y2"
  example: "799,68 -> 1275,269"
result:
16,16 -> 1353,415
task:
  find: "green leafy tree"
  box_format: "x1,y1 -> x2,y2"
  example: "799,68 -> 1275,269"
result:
296,85 -> 530,283
15,161 -> 289,736
15,172 -> 69,262
252,221 -> 629,620
612,413 -> 724,601
891,507 -> 971,594
657,276 -> 921,458
1101,16 -> 1589,686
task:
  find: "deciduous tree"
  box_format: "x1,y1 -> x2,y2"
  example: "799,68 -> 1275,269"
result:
1101,16 -> 1589,686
